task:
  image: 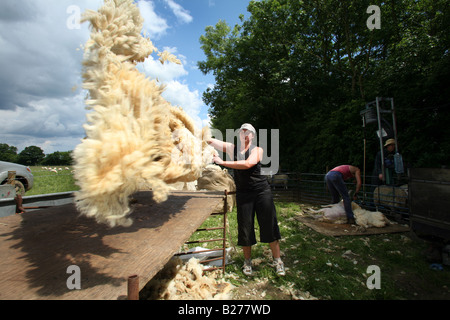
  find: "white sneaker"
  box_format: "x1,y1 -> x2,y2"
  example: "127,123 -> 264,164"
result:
243,260 -> 252,276
275,260 -> 285,276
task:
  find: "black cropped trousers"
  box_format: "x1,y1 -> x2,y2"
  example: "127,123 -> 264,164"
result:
236,186 -> 281,247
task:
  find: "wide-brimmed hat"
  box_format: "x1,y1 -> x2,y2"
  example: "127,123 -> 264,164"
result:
239,123 -> 256,135
384,138 -> 395,147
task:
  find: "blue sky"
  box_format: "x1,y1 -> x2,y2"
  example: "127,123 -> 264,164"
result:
0,0 -> 251,154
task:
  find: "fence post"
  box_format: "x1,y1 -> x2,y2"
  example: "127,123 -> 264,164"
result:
7,171 -> 16,185
127,275 -> 139,300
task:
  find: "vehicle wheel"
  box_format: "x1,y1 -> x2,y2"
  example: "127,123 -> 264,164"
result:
12,180 -> 26,196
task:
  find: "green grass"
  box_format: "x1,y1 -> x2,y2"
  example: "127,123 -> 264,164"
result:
191,202 -> 450,300
26,166 -> 79,196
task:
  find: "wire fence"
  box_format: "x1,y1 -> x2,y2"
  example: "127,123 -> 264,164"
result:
24,167 -> 411,221
268,172 -> 410,221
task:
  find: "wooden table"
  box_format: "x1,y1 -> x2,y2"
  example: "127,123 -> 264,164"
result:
0,191 -> 224,300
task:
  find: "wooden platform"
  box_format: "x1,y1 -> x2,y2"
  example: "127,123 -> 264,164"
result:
0,190 -> 224,300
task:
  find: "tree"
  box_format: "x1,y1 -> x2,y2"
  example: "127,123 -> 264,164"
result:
42,151 -> 74,166
199,0 -> 450,172
0,143 -> 18,163
17,146 -> 45,166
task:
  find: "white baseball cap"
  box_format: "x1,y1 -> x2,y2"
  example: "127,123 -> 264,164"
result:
239,123 -> 256,135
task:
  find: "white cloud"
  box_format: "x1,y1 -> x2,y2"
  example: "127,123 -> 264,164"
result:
0,0 -> 103,153
2,94 -> 86,135
0,1 -> 93,109
135,55 -> 211,135
164,0 -> 193,24
0,0 -> 210,154
162,81 -> 204,128
137,0 -> 169,39
0,91 -> 88,153
138,48 -> 188,82
137,49 -> 207,129
203,114 -> 212,128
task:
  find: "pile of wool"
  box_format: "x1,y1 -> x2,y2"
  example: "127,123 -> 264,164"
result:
73,0 -> 215,227
142,257 -> 234,300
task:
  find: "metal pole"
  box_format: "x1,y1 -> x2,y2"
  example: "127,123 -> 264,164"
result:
7,171 -> 16,185
390,98 -> 399,153
222,190 -> 228,274
362,116 -> 367,202
376,97 -> 385,183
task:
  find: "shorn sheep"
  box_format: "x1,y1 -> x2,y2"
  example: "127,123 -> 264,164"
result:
269,174 -> 289,189
73,0 -> 215,227
306,201 -> 390,228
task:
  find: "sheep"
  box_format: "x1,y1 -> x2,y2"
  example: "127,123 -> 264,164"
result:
306,201 -> 390,228
306,201 -> 350,220
353,206 -> 390,228
270,174 -> 289,189
196,164 -> 236,212
373,185 -> 408,209
72,0 -> 215,227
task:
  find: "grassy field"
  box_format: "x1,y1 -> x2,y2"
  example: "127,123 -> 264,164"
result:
190,202 -> 450,300
24,168 -> 450,299
26,166 -> 79,196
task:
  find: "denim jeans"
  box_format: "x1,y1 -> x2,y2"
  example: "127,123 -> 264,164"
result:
325,171 -> 354,219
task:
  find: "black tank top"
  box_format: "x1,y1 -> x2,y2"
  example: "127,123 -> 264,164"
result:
233,144 -> 269,191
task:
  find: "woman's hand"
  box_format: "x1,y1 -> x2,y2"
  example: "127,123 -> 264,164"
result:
213,155 -> 224,165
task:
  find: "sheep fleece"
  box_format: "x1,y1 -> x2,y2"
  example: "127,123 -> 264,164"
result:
197,165 -> 236,212
73,0 -> 215,227
308,202 -> 389,228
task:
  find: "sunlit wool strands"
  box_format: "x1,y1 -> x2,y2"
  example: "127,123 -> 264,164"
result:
73,0 -> 215,227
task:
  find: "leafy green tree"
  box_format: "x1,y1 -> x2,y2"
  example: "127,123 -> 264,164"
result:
17,146 -> 45,166
0,143 -> 18,163
42,151 -> 74,166
199,0 -> 450,172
